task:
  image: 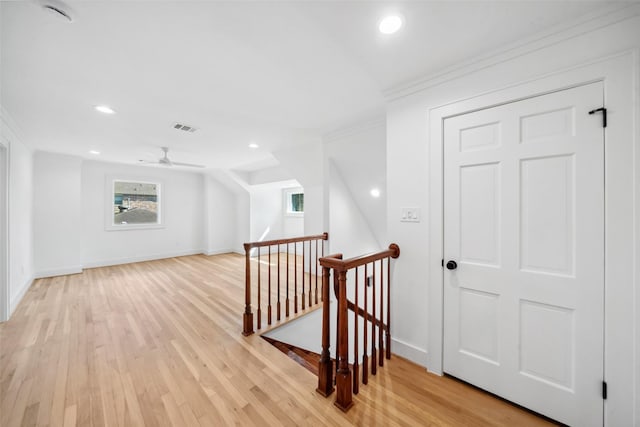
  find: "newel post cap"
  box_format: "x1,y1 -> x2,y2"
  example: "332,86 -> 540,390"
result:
389,243 -> 400,258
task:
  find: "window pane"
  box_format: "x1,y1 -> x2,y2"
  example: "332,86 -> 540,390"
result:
291,193 -> 304,212
113,181 -> 159,225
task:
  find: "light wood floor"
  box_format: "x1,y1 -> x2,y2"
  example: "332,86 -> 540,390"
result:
0,254 -> 555,426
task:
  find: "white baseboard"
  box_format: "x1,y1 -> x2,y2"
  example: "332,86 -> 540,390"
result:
391,337 -> 429,367
204,248 -> 235,256
9,275 -> 33,316
82,249 -> 205,269
35,265 -> 83,279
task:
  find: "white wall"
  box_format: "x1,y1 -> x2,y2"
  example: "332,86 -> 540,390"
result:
235,192 -> 250,253
302,184 -> 324,238
386,9 -> 640,426
31,155 -> 243,274
324,119 -> 387,248
33,151 -> 82,277
1,111 -> 34,317
204,176 -> 238,255
283,217 -> 304,240
243,182 -> 311,259
248,182 -> 306,249
81,160 -> 205,267
274,141 -> 325,238
283,214 -> 304,238
329,161 -> 379,259
248,165 -> 292,186
249,184 -> 284,244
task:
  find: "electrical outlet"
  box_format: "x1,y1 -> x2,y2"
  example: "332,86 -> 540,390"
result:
401,207 -> 420,222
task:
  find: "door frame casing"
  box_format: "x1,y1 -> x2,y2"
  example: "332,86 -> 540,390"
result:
0,136 -> 9,322
427,51 -> 638,424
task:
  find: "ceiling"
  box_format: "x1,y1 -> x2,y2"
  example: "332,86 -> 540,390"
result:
0,0 -> 622,172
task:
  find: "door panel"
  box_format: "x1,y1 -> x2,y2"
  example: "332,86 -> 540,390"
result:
460,162 -> 500,267
443,82 -> 604,426
520,154 -> 574,276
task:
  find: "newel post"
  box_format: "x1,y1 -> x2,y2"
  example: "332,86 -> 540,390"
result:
317,265 -> 334,397
242,243 -> 254,336
334,269 -> 353,411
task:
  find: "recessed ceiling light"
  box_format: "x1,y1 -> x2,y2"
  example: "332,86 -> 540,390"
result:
89,150 -> 100,155
379,15 -> 403,34
94,105 -> 115,114
370,188 -> 381,198
248,143 -> 259,149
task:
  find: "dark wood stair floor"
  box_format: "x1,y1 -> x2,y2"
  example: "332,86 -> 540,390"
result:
261,335 -> 322,376
262,335 -> 561,425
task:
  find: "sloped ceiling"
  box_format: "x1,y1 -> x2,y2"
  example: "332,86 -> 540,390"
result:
0,1 -> 620,170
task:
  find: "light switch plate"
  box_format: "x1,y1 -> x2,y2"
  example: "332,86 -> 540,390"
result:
401,207 -> 420,222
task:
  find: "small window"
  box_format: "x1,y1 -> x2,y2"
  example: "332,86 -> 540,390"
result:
107,178 -> 163,230
285,188 -> 304,216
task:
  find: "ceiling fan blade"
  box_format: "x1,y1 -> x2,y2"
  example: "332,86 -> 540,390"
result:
171,161 -> 206,168
139,148 -> 204,168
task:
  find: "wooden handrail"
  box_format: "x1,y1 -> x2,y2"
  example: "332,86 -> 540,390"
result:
318,243 -> 399,271
316,243 -> 400,411
243,232 -> 328,336
244,232 -> 328,250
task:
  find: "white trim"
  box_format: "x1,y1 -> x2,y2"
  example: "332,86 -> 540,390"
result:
385,3 -> 640,101
105,176 -> 164,231
391,337 -> 428,367
631,43 -> 640,427
0,138 -> 9,321
34,266 -> 83,279
1,108 -> 33,321
81,249 -> 204,269
284,187 -> 304,217
204,249 -> 236,256
9,276 -> 32,315
428,51 -> 638,426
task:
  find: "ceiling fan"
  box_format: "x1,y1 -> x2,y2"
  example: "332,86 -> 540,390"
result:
139,147 -> 205,168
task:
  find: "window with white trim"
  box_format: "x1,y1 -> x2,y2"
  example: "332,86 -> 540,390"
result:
107,178 -> 163,230
285,188 -> 304,216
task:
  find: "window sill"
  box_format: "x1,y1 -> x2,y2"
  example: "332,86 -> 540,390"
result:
105,223 -> 165,231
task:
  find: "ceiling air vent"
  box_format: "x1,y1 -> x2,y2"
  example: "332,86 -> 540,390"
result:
173,123 -> 198,133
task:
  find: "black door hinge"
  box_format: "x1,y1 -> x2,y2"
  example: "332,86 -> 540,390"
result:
602,381 -> 607,399
441,259 -> 444,267
589,107 -> 607,128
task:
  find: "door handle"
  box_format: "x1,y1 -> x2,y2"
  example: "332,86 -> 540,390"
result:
446,260 -> 458,270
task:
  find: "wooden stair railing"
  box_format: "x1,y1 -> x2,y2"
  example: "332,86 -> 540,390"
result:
316,244 -> 400,411
242,232 -> 329,336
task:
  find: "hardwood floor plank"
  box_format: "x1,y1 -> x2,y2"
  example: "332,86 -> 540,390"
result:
121,372 -> 145,426
6,377 -> 33,426
1,254 -> 556,426
177,402 -> 199,426
62,404 -> 77,427
21,402 -> 39,427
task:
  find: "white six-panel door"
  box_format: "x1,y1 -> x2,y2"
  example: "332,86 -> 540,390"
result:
443,82 -> 604,426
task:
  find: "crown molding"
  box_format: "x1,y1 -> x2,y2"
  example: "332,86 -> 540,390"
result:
384,2 -> 640,101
